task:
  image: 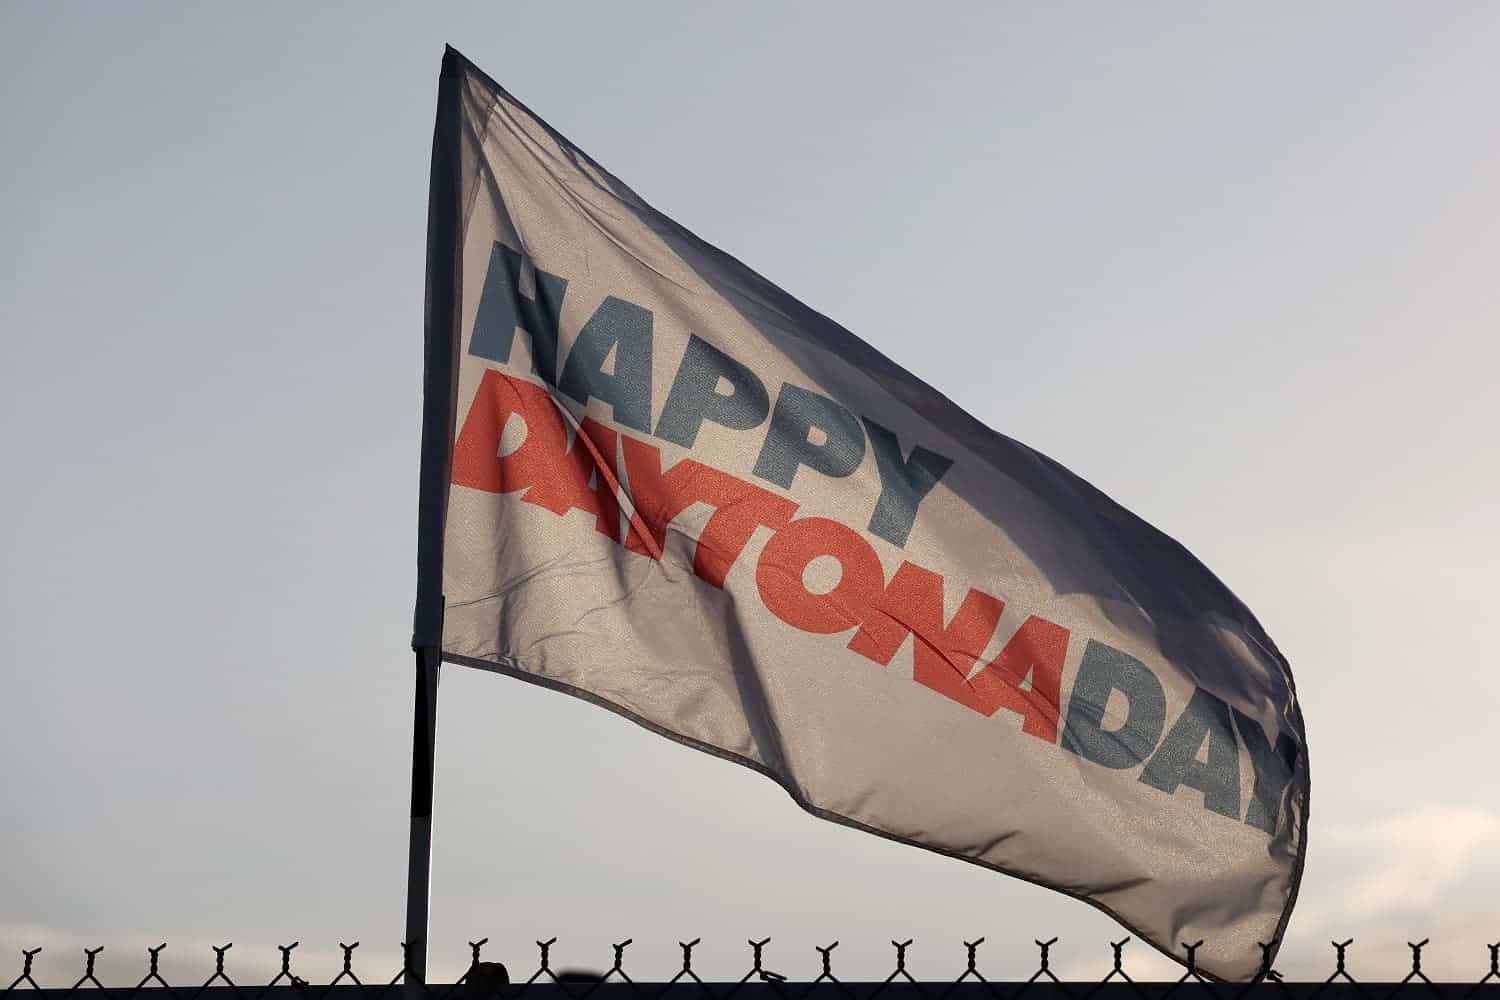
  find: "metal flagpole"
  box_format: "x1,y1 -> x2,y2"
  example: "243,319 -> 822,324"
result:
408,46 -> 464,997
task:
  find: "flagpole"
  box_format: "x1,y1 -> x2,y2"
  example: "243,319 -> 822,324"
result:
408,46 -> 464,997
405,647 -> 440,992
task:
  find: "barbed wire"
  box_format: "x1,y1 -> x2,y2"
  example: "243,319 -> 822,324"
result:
5,937 -> 1498,997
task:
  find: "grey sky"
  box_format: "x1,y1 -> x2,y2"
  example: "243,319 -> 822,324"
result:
2,1 -> 1497,984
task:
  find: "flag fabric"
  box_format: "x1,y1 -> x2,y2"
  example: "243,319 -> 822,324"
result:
415,47 -> 1308,981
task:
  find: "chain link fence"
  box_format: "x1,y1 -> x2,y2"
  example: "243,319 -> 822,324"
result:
6,937 -> 1499,998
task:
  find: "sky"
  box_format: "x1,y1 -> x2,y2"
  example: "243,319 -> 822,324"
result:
2,1 -> 1498,986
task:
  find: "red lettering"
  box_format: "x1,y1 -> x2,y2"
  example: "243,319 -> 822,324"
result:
521,416 -> 623,542
451,369 -> 622,541
848,559 -> 1003,670
848,560 -> 1066,742
452,369 -> 570,494
456,372 -> 1067,741
620,435 -> 796,587
756,517 -> 884,634
969,615 -> 1067,742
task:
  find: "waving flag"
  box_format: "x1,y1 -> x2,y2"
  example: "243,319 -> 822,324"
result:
414,47 -> 1308,981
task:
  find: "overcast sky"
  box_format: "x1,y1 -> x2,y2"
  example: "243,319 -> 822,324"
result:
3,1 -> 1498,986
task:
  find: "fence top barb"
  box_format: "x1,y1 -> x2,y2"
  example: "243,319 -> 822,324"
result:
6,936 -> 1500,995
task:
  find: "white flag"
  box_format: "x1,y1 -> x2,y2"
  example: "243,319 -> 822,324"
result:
415,47 -> 1308,981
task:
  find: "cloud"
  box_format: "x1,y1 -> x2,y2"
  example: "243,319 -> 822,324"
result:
1318,805 -> 1496,915
1273,803 -> 1500,982
1056,804 -> 1500,984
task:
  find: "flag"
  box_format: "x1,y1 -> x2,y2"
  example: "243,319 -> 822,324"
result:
415,47 -> 1308,981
